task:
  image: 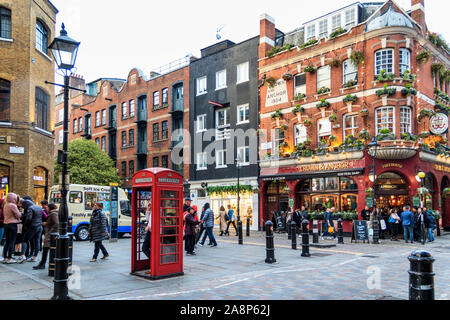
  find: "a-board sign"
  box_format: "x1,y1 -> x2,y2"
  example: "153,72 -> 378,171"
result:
352,220 -> 369,242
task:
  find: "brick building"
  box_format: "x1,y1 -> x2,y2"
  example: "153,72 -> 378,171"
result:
65,56 -> 192,195
0,0 -> 58,203
257,0 -> 450,230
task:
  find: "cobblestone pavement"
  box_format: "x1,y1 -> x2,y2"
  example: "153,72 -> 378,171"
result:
0,231 -> 449,300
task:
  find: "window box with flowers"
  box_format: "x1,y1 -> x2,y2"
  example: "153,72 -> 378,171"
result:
401,83 -> 417,105
360,108 -> 369,117
271,109 -> 283,127
301,39 -> 319,49
294,93 -> 307,102
316,99 -> 330,117
434,88 -> 450,105
317,87 -> 331,96
328,113 -> 338,123
266,44 -> 294,58
329,27 -> 347,39
328,58 -> 341,68
375,70 -> 395,82
343,79 -> 358,89
292,104 -> 305,122
401,133 -> 418,142
377,128 -> 395,141
401,70 -> 417,83
376,84 -> 397,106
343,94 -> 357,112
419,131 -> 431,139
303,65 -> 316,74
358,130 -> 370,141
435,103 -> 450,112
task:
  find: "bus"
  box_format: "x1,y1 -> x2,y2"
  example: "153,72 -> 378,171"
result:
49,184 -> 132,241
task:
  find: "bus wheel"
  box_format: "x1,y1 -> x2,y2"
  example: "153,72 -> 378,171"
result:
75,225 -> 89,241
118,233 -> 125,238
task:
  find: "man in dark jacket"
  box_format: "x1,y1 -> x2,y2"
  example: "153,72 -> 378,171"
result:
18,198 -> 43,263
89,202 -> 109,262
183,198 -> 192,214
361,206 -> 371,221
33,203 -> 59,270
292,209 -> 302,236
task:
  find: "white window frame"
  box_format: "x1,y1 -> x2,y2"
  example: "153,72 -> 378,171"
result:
216,149 -> 227,168
237,104 -> 249,125
196,76 -> 207,96
216,69 -> 227,90
343,59 -> 358,85
122,102 -> 127,118
216,108 -> 230,128
318,118 -> 332,143
294,73 -> 307,96
375,107 -> 395,134
237,62 -> 249,84
318,19 -> 328,39
343,114 -> 359,140
58,109 -> 63,122
273,128 -> 285,153
294,124 -> 307,146
345,8 -> 356,29
317,65 -> 331,90
399,48 -> 411,75
78,117 -> 83,132
73,119 -> 77,133
375,49 -> 394,75
400,106 -> 412,134
129,99 -> 135,117
237,146 -> 250,166
95,111 -> 100,126
101,109 -> 106,125
197,152 -> 207,170
197,114 -> 207,132
58,130 -> 63,144
306,24 -> 316,42
331,14 -> 342,32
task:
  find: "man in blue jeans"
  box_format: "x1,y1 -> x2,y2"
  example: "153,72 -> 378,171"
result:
199,203 -> 217,247
401,205 -> 414,243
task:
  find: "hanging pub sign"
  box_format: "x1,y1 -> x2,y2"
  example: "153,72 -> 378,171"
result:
366,196 -> 373,209
429,112 -> 449,135
413,196 -> 421,208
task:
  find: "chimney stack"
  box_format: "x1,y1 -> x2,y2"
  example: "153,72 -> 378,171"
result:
259,13 -> 276,59
411,0 -> 426,33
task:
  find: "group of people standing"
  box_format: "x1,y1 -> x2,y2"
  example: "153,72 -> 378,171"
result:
0,193 -> 58,269
361,205 -> 437,243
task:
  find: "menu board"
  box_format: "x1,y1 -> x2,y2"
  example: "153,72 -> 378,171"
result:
352,220 -> 369,242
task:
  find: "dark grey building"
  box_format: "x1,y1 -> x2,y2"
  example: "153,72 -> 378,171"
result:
188,37 -> 260,229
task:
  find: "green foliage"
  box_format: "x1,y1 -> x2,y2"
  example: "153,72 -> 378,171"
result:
418,109 -> 436,122
266,44 -> 294,58
401,133 -> 418,142
328,113 -> 337,122
343,79 -> 358,88
330,27 -> 347,39
428,32 -> 449,52
416,50 -> 431,64
303,65 -> 317,73
401,85 -> 417,96
358,130 -> 370,141
265,76 -> 277,88
401,70 -> 417,82
294,93 -> 306,101
301,39 -> 319,49
206,185 -> 256,195
317,87 -> 331,95
292,104 -> 305,115
328,58 -> 341,68
54,139 -> 121,186
271,109 -> 283,119
360,109 -> 369,116
377,129 -> 395,141
376,85 -> 397,97
375,70 -> 395,82
316,98 -> 330,109
350,51 -> 365,67
343,94 -> 357,103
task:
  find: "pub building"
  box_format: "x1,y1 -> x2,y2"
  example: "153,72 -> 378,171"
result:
257,0 -> 450,231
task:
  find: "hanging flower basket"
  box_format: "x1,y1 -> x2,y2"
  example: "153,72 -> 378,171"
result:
304,118 -> 312,128
282,73 -> 293,81
443,188 -> 450,198
360,109 -> 369,117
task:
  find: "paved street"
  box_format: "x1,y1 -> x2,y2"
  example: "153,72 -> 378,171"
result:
1,231 -> 449,300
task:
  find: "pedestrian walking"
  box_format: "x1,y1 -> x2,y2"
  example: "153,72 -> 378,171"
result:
199,203 -> 217,247
321,208 -> 336,240
2,193 -> 21,264
388,208 -> 401,241
293,208 -> 301,236
18,198 -> 43,263
424,208 -> 436,243
218,206 -> 227,236
195,206 -> 207,244
14,198 -> 24,257
89,203 -> 109,262
33,203 -> 59,270
224,205 -> 238,236
401,205 -> 414,243
185,207 -> 200,255
39,200 -> 49,253
183,198 -> 192,214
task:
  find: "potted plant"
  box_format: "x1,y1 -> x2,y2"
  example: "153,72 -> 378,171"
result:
358,129 -> 370,141
330,27 -> 347,39
292,104 -> 305,122
419,131 -> 431,139
418,109 -> 435,122
343,94 -> 357,112
304,65 -> 316,74
317,87 -> 331,95
417,50 -> 431,64
265,76 -> 277,88
360,108 -> 369,117
431,63 -> 444,78
401,70 -> 417,83
328,58 -> 341,68
294,93 -> 306,101
329,113 -> 338,123
376,70 -> 395,82
304,118 -> 312,128
280,124 -> 289,132
350,50 -> 365,67
376,83 -> 397,106
377,128 -> 395,141
282,73 -> 293,81
343,79 -> 358,88
271,109 -> 283,126
401,133 -> 418,142
401,83 -> 417,105
316,98 -> 330,117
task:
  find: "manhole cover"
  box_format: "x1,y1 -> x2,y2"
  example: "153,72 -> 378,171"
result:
311,253 -> 332,257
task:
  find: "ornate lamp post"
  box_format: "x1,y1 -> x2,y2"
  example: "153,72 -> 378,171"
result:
235,157 -> 243,245
47,24 -> 80,300
368,137 -> 380,244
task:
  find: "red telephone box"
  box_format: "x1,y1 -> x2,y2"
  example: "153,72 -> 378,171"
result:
131,168 -> 184,280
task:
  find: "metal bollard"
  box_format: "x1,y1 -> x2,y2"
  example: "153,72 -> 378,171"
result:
287,219 -> 292,240
238,220 -> 243,245
68,216 -> 73,233
408,250 -> 435,300
48,233 -> 58,277
337,218 -> 344,244
246,217 -> 250,237
265,221 -> 276,264
301,219 -> 311,257
68,233 -> 74,275
313,220 -> 319,244
291,221 -> 297,250
436,219 -> 441,237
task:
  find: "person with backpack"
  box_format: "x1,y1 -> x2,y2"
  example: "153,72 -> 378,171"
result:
198,203 -> 217,247
18,197 -> 43,263
33,203 -> 59,270
424,208 -> 436,243
401,205 -> 414,243
224,204 -> 238,236
89,202 -> 109,262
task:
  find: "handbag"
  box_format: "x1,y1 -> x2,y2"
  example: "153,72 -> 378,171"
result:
380,219 -> 387,231
328,226 -> 335,234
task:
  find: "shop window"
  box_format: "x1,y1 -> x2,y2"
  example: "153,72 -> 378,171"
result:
341,194 -> 358,211
33,166 -> 48,205
312,178 -> 325,192
340,177 -> 358,191
69,191 -> 83,204
0,78 -> 10,122
197,189 -> 206,198
376,107 -> 395,134
0,7 -> 11,39
312,195 -> 338,211
297,180 -> 311,192
0,164 -> 9,199
375,49 -> 394,75
343,59 -> 358,85
399,48 -> 410,75
35,87 -> 49,130
325,177 -> 338,191
400,107 -> 412,134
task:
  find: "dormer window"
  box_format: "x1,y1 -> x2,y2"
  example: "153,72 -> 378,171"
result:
306,24 -> 316,41
331,14 -> 341,32
318,20 -> 328,39
345,8 -> 356,29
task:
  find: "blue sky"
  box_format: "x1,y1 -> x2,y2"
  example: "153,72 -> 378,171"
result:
50,0 -> 449,84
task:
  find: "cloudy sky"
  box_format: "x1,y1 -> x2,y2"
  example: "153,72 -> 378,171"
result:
50,0 -> 449,84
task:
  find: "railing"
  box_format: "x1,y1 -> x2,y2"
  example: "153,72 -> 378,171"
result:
149,54 -> 193,79
216,127 -> 231,140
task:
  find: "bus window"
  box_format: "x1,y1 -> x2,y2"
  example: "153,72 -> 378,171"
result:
85,192 -> 98,211
69,191 -> 83,204
120,200 -> 131,217
50,192 -> 61,204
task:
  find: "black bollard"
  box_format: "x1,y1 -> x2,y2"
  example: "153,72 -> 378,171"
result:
372,217 -> 380,244
436,218 -> 441,237
338,218 -> 344,244
48,233 -> 58,277
265,221 -> 276,264
291,221 -> 297,250
408,250 -> 435,300
301,219 -> 311,257
287,219 -> 292,240
313,220 -> 319,244
68,233 -> 74,275
238,220 -> 243,245
246,217 -> 250,237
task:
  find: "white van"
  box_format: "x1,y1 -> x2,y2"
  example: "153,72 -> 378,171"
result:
49,184 -> 132,241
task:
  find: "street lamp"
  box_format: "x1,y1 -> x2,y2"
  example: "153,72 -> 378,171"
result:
368,137 -> 380,244
47,23 -> 80,300
235,157 -> 243,245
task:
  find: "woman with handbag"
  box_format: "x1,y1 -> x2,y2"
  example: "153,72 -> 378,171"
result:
389,208 -> 401,241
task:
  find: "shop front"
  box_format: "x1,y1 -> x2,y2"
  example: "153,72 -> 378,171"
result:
33,166 -> 48,205
0,164 -> 9,198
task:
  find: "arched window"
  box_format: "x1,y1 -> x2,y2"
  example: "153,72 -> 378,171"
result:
36,20 -> 48,54
399,48 -> 411,75
35,87 -> 48,130
0,6 -> 11,39
0,78 -> 10,122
